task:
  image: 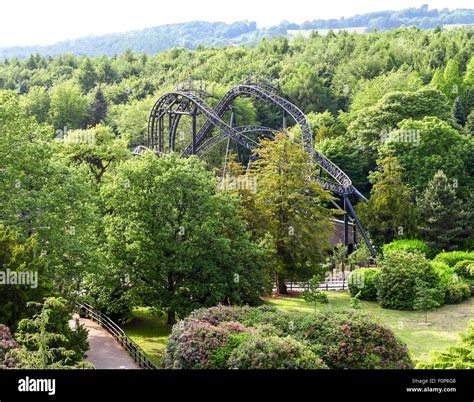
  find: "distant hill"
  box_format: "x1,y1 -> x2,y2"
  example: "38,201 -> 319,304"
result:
1,6 -> 473,58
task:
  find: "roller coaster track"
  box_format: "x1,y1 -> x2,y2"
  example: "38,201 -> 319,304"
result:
144,81 -> 375,255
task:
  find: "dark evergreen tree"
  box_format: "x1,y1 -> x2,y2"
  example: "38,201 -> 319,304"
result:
417,170 -> 471,251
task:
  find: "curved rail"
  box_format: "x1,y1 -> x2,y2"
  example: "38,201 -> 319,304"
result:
75,302 -> 158,370
146,82 -> 376,255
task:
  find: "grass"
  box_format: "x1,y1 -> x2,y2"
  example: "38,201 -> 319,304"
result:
122,307 -> 171,366
267,292 -> 474,364
123,293 -> 474,366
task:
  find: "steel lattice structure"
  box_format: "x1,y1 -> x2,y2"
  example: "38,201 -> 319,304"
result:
136,80 -> 375,256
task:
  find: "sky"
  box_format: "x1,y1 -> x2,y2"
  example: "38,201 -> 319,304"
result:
1,0 -> 473,47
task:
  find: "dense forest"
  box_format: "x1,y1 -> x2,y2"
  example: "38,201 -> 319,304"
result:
1,6 -> 473,58
1,24 -> 474,370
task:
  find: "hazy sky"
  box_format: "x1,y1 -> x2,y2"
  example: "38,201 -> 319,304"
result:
1,0 -> 473,47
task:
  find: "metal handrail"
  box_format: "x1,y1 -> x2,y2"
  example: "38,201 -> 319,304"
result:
75,302 -> 158,370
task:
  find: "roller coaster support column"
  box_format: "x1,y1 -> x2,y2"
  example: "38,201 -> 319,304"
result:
192,108 -> 197,154
343,194 -> 376,257
343,195 -> 349,245
283,110 -> 287,130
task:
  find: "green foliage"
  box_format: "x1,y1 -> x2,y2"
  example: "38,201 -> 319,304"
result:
453,260 -> 474,282
48,81 -> 90,129
384,118 -> 472,196
434,251 -> 474,267
102,153 -> 269,325
296,310 -> 413,369
248,133 -> 336,293
303,276 -> 329,310
413,279 -> 442,323
14,297 -> 89,368
377,250 -> 439,310
444,282 -> 471,304
349,291 -> 362,310
348,88 -> 452,161
417,321 -> 474,369
348,268 -> 380,301
0,225 -> 48,329
163,306 -> 410,369
383,239 -> 432,258
351,68 -> 423,112
417,171 -> 472,252
58,124 -> 129,182
357,154 -> 416,245
227,334 -> 326,369
0,91 -> 102,289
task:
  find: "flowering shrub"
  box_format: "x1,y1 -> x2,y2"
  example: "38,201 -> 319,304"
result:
228,335 -> 327,369
0,324 -> 19,369
377,250 -> 439,310
164,306 -> 413,370
348,268 -> 380,301
296,310 -> 413,369
162,319 -> 252,369
187,305 -> 250,325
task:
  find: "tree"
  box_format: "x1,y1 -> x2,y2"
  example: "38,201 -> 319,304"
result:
442,59 -> 462,102
357,154 -> 416,245
248,133 -> 336,294
382,116 -> 472,197
0,225 -> 48,329
453,97 -> 467,126
282,62 -> 338,114
48,81 -> 90,130
351,68 -> 423,112
19,86 -> 50,123
58,124 -> 129,183
416,321 -> 474,369
13,297 -> 89,368
75,57 -> 97,93
417,171 -> 471,252
102,152 -> 268,325
413,279 -> 441,324
88,86 -> 107,126
0,91 -> 102,291
303,276 -> 329,311
348,88 -> 453,164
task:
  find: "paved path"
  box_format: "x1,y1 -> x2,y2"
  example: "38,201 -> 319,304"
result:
70,315 -> 140,369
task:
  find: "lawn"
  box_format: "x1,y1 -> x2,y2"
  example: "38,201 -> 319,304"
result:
122,307 -> 171,366
267,292 -> 474,364
123,293 -> 473,366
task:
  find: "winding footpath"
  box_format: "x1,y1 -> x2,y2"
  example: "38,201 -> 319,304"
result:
70,314 -> 139,369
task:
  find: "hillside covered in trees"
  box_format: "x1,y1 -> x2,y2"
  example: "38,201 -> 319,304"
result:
1,5 -> 473,58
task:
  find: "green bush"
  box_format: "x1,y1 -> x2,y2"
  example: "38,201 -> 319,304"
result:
228,335 -> 327,369
296,310 -> 413,369
444,283 -> 471,304
383,239 -> 432,258
348,268 -> 380,301
163,306 -> 411,369
434,251 -> 474,267
377,251 -> 439,310
453,260 -> 474,283
417,321 -> 474,369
